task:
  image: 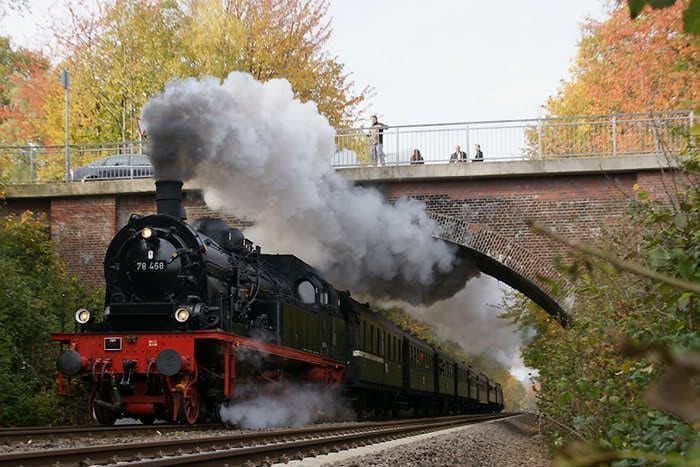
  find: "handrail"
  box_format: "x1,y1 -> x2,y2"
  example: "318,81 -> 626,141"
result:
337,110 -> 693,132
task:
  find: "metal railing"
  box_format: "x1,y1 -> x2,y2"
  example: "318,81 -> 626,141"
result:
0,111 -> 693,184
333,110 -> 693,167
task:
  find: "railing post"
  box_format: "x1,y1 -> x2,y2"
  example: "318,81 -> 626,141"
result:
611,115 -> 617,156
465,124 -> 470,162
395,127 -> 400,166
129,141 -> 134,179
537,120 -> 543,159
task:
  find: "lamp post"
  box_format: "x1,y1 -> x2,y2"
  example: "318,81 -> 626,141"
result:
61,70 -> 70,181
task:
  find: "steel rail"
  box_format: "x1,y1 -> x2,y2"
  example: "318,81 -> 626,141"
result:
0,413 -> 515,466
0,423 -> 223,443
118,413 -> 516,466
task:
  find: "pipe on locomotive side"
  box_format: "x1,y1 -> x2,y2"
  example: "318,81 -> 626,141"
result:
155,180 -> 186,220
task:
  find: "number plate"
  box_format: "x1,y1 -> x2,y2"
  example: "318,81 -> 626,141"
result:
134,261 -> 166,271
104,337 -> 122,351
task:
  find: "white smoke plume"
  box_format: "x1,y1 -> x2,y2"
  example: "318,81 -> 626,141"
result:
141,72 -> 469,302
219,384 -> 353,429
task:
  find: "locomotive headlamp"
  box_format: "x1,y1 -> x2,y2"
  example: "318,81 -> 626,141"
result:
141,227 -> 153,239
174,307 -> 190,323
75,308 -> 91,324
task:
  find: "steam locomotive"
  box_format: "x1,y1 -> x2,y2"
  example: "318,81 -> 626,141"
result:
54,180 -> 503,425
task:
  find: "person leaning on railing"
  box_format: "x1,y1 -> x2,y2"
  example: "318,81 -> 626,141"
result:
410,149 -> 424,165
450,145 -> 468,163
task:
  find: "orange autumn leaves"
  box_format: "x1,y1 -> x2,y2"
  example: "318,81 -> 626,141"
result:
546,0 -> 698,117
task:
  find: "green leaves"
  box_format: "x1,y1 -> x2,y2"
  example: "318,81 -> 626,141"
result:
0,213 -> 99,425
628,0 -> 678,19
506,156 -> 699,461
684,0 -> 700,34
627,0 -> 700,35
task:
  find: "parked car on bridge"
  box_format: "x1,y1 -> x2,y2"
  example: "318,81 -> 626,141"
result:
70,154 -> 153,181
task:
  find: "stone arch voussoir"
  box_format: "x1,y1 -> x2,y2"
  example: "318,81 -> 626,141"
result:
429,212 -> 572,326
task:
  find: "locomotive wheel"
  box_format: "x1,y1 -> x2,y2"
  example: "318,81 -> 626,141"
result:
90,393 -> 117,426
178,384 -> 200,425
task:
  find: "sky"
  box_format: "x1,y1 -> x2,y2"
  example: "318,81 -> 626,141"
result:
325,0 -> 609,124
1,0 -> 610,125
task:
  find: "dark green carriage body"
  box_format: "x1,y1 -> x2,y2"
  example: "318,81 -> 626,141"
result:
340,294 -> 403,390
435,353 -> 455,396
404,335 -> 434,394
457,365 -> 468,398
477,373 -> 489,404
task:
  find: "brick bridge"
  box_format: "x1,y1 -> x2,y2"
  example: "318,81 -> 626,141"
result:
1,154 -> 678,324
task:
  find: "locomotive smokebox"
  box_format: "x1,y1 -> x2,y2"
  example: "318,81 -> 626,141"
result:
155,180 -> 186,219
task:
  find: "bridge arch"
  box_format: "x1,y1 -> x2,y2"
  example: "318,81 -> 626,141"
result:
430,213 -> 571,326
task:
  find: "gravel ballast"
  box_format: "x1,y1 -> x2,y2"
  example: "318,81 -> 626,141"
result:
281,414 -> 551,467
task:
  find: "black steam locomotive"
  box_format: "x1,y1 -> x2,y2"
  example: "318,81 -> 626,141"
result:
54,180 -> 503,425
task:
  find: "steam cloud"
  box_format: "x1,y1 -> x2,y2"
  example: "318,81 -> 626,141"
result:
397,275 -> 530,376
141,72 -> 471,302
219,384 -> 352,429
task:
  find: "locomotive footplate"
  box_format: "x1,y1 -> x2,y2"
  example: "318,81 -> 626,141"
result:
53,330 -> 345,425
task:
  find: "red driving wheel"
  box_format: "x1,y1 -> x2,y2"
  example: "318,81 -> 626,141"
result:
179,384 -> 200,425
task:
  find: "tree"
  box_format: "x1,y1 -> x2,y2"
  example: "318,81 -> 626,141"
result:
0,212 -> 100,425
546,1 -> 698,116
525,1 -> 698,160
178,0 -> 367,128
0,40 -> 53,145
44,0 -> 183,143
502,151 -> 699,461
42,0 -> 368,144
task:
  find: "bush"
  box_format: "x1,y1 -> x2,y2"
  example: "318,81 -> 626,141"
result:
504,156 -> 699,464
0,212 -> 99,425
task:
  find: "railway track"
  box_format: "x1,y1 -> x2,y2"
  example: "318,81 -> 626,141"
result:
0,413 -> 516,466
0,423 -> 223,443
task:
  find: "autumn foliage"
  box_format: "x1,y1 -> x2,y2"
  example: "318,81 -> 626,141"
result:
1,0 -> 369,146
546,0 -> 698,116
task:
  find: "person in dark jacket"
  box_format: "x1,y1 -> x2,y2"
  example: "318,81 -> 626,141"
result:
473,144 -> 484,161
449,145 -> 467,163
410,148 -> 424,164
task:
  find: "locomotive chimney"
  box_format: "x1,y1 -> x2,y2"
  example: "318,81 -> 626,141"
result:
155,180 -> 186,220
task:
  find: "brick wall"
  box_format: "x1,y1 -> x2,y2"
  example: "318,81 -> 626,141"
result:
378,173 -> 641,267
50,196 -> 117,285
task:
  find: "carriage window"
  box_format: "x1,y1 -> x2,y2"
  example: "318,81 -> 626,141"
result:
297,281 -> 316,304
320,291 -> 328,305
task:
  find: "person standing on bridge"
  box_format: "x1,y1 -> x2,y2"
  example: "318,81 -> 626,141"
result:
450,145 -> 467,163
368,115 -> 388,166
473,144 -> 484,162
